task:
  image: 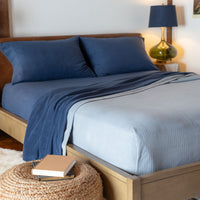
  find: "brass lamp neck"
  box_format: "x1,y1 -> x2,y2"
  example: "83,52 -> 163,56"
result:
161,27 -> 165,41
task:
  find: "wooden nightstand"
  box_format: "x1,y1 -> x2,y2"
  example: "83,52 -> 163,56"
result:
154,62 -> 179,72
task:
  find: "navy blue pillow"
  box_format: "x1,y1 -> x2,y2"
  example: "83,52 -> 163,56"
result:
80,37 -> 158,76
0,37 -> 95,84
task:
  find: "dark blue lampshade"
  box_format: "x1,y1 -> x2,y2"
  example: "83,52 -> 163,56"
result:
149,5 -> 178,27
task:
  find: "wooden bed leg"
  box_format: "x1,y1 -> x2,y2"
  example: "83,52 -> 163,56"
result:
129,177 -> 141,200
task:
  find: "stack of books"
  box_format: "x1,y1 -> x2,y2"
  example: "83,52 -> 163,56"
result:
32,155 -> 76,181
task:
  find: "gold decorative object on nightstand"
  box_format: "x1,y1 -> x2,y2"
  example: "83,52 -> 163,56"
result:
154,62 -> 179,72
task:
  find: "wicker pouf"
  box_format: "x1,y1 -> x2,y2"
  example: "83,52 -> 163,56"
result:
0,161 -> 103,200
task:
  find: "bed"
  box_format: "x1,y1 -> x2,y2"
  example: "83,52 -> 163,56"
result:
1,33 -> 200,200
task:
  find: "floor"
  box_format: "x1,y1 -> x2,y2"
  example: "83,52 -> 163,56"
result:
0,130 -> 23,151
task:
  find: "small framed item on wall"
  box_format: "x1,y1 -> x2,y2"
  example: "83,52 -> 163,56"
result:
193,0 -> 200,17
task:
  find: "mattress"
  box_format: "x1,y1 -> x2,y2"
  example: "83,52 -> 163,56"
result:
2,73 -> 200,175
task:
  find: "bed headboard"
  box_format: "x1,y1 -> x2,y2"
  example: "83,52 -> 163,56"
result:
0,33 -> 141,101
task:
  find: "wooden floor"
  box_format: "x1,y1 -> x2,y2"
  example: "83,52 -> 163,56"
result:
0,130 -> 23,151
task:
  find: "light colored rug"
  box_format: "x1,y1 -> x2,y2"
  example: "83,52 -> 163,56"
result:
0,148 -> 24,175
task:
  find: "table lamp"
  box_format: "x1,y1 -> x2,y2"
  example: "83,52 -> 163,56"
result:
149,4 -> 178,63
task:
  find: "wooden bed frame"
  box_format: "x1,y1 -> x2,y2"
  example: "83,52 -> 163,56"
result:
1,1 -> 200,199
1,34 -> 200,200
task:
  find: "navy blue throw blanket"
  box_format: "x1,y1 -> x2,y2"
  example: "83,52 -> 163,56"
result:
23,71 -> 188,161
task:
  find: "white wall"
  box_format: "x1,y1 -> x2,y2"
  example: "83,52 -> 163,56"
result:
173,0 -> 200,73
9,0 -> 200,73
10,0 -> 160,36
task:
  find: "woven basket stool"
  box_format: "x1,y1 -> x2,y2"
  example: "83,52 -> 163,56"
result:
0,161 -> 103,200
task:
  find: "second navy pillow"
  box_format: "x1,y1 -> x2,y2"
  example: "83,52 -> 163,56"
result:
80,36 -> 157,76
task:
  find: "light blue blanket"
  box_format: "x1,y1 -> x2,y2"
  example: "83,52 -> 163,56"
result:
65,73 -> 200,175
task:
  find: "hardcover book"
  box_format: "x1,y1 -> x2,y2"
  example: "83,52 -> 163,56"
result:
32,161 -> 75,181
32,155 -> 76,177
